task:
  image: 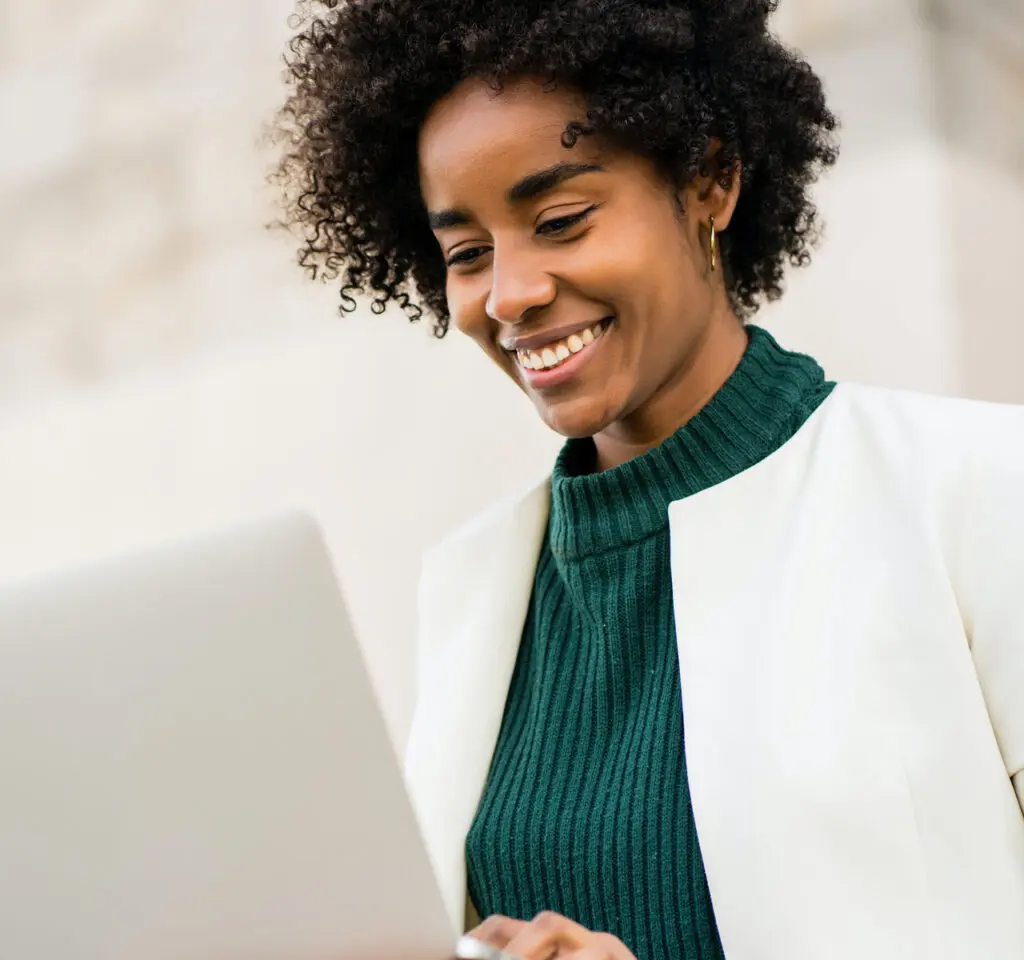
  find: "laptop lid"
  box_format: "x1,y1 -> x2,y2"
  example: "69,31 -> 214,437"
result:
0,512 -> 455,960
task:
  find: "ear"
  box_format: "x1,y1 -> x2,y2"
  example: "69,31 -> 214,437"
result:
678,139 -> 742,231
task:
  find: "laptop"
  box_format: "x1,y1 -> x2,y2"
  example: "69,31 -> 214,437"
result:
0,512 -> 456,960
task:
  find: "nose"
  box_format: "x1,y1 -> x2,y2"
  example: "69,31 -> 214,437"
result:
484,245 -> 557,326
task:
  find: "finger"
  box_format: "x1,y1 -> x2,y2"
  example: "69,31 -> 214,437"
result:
454,933 -> 527,960
504,911 -> 590,960
467,914 -> 528,950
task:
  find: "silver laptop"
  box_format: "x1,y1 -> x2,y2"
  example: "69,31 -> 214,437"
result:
0,512 -> 456,960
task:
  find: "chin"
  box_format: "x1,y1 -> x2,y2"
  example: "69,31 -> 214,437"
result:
535,393 -> 620,440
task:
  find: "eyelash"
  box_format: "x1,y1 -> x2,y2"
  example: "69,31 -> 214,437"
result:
445,206 -> 597,268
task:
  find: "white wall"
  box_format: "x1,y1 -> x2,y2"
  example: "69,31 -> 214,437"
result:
764,17 -> 1024,404
762,18 -> 961,395
763,138 -> 961,397
0,0 -> 306,411
949,149 -> 1024,405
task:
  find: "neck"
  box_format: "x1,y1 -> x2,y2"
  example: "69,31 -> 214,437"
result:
593,310 -> 749,471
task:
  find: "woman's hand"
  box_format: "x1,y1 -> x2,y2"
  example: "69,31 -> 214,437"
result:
462,911 -> 637,960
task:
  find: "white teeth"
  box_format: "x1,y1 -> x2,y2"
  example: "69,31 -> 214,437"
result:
516,319 -> 609,372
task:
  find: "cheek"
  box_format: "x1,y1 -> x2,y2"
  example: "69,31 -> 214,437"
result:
453,310 -> 493,352
622,232 -> 703,326
451,304 -> 514,373
449,287 -> 488,342
581,224 -> 689,309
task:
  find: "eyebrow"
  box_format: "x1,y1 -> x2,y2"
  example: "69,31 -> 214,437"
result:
427,161 -> 606,231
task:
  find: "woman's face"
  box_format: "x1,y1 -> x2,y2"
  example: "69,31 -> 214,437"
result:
418,75 -> 741,444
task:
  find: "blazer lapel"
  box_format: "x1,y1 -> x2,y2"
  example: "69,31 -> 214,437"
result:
666,389 -> 927,958
666,414 -> 824,958
405,479 -> 551,934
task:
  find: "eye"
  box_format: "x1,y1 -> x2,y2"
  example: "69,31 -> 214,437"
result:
537,205 -> 597,236
444,206 -> 598,269
446,247 -> 486,268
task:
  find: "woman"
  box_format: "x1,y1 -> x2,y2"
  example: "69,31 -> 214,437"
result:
274,1 -> 1024,957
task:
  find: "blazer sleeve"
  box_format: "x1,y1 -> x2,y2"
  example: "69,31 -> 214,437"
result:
952,402 -> 1024,812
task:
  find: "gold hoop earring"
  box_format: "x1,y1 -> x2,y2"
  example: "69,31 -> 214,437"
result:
708,216 -> 717,273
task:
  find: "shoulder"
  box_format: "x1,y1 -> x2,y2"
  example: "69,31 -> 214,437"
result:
826,379 -> 1024,434
422,474 -> 551,569
409,474 -> 552,739
414,474 -> 551,646
825,380 -> 1024,630
820,382 -> 1024,473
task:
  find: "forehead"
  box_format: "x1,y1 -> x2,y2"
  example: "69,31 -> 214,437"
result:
417,76 -> 600,202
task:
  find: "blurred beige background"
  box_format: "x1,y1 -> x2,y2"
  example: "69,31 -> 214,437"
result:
0,0 -> 1021,748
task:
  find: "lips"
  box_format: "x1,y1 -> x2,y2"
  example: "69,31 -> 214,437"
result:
500,316 -> 612,352
512,317 -> 612,387
515,318 -> 608,371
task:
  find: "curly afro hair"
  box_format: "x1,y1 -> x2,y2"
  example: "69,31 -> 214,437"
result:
273,0 -> 839,337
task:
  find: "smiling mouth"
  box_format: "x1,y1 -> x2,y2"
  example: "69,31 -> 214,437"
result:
513,318 -> 612,373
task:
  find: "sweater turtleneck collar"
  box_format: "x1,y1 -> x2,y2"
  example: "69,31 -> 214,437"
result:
548,324 -> 834,560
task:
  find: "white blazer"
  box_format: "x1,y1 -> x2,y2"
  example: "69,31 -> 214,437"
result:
404,382 -> 1024,959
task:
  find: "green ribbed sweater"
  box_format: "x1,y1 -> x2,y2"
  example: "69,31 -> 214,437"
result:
465,325 -> 835,960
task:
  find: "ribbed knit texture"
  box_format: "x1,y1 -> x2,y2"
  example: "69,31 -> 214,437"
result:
465,325 -> 835,959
